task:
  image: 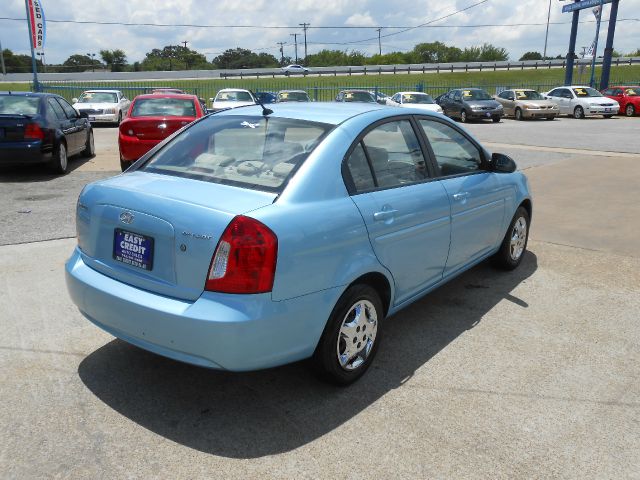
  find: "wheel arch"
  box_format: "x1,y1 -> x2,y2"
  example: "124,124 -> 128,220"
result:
519,198 -> 532,222
348,272 -> 393,317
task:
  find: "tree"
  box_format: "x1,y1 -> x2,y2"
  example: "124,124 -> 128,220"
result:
627,48 -> 640,57
410,42 -> 463,63
100,49 -> 127,72
62,54 -> 102,72
1,49 -> 42,73
211,48 -> 278,69
519,51 -> 543,61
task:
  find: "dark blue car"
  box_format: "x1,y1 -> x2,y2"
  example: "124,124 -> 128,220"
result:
0,91 -> 94,174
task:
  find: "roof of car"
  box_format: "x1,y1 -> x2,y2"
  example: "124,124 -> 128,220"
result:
82,89 -> 122,93
0,91 -> 54,97
397,91 -> 430,95
132,93 -> 199,100
214,102 -> 396,125
217,88 -> 251,93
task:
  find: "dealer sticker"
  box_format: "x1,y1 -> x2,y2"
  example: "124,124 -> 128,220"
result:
113,229 -> 154,270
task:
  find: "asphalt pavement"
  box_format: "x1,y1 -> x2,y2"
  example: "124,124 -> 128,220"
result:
1,116 -> 639,479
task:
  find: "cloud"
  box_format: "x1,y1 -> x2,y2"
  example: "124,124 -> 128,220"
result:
345,12 -> 377,27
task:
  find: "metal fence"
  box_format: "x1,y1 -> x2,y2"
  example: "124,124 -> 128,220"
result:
37,78 -> 639,104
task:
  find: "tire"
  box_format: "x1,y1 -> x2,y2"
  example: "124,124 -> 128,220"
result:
82,129 -> 95,158
312,284 -> 383,386
50,141 -> 68,174
492,116 -> 501,123
515,108 -> 523,121
625,104 -> 635,117
603,114 -> 613,119
492,206 -> 530,271
546,116 -> 556,121
115,111 -> 122,126
573,106 -> 584,119
460,110 -> 467,123
120,155 -> 130,172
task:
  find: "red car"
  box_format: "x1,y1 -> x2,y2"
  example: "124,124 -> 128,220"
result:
601,86 -> 640,117
118,94 -> 205,171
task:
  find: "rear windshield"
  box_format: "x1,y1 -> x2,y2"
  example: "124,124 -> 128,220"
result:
131,98 -> 196,117
0,96 -> 40,115
78,92 -> 117,103
141,115 -> 333,192
278,91 -> 310,102
215,91 -> 254,102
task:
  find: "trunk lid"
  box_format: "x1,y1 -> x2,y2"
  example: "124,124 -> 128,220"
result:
0,114 -> 35,142
77,171 -> 276,300
123,116 -> 195,141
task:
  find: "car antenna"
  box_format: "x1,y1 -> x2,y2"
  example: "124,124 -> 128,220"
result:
250,90 -> 273,116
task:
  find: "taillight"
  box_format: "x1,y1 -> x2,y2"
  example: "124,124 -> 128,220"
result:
24,123 -> 44,140
205,216 -> 278,294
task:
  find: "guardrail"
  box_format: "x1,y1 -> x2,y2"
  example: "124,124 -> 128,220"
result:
3,57 -> 640,82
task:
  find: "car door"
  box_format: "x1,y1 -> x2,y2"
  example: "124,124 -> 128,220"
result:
417,117 -> 507,277
55,97 -> 85,153
499,91 -> 516,116
546,88 -> 565,114
47,97 -> 78,152
344,118 -> 451,305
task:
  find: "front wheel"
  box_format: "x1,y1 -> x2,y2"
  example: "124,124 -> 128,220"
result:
492,206 -> 530,270
625,104 -> 636,116
603,114 -> 613,119
573,106 -> 585,119
115,111 -> 122,126
515,108 -> 523,121
312,284 -> 383,385
460,110 -> 467,123
492,116 -> 501,123
546,116 -> 556,121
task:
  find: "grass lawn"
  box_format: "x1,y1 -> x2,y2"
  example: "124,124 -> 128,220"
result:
3,65 -> 639,102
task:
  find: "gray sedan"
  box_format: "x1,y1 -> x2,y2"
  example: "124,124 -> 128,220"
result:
437,88 -> 504,123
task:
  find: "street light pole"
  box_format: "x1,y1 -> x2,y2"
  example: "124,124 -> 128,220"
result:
543,0 -> 552,59
377,28 -> 382,56
299,23 -> 309,63
290,33 -> 299,63
0,38 -> 6,76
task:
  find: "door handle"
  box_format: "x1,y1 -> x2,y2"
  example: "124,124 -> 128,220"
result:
373,209 -> 398,221
452,192 -> 470,201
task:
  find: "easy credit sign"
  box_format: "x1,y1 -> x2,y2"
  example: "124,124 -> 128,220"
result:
26,0 -> 46,53
562,0 -> 612,13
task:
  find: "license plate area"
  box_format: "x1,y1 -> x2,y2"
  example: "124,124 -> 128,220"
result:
113,228 -> 154,270
88,116 -> 96,121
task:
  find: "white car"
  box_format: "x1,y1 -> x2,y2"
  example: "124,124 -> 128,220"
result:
209,89 -> 256,112
72,90 -> 130,125
543,86 -> 619,119
386,92 -> 444,114
281,64 -> 309,75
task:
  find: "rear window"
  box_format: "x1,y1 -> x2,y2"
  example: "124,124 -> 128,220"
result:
131,98 -> 196,117
215,91 -> 253,102
0,96 -> 40,115
141,115 -> 333,192
343,92 -> 375,103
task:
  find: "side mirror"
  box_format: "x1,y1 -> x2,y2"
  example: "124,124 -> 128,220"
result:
72,97 -> 78,104
491,152 -> 517,173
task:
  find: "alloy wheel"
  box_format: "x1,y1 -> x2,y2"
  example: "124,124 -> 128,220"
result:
336,300 -> 378,371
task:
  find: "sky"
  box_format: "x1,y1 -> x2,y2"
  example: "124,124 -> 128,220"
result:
1,0 -> 639,65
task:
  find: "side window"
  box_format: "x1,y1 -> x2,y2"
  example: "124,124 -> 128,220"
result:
603,88 -> 614,96
453,91 -> 462,101
560,89 -> 573,98
548,89 -> 561,97
345,143 -> 375,193
361,120 -> 427,188
56,98 -> 78,119
613,88 -> 623,96
419,119 -> 482,176
48,98 -> 67,121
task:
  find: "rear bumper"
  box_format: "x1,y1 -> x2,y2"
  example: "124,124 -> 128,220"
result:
118,134 -> 160,162
0,142 -> 51,165
65,247 -> 337,371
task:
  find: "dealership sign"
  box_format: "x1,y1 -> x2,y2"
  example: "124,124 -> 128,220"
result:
562,0 -> 612,13
26,0 -> 46,53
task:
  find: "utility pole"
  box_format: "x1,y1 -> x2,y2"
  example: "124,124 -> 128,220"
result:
0,38 -> 6,76
290,33 -> 299,63
299,23 -> 309,63
277,42 -> 285,65
376,28 -> 382,56
543,0 -> 552,59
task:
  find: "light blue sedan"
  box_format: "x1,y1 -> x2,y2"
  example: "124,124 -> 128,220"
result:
65,103 -> 532,385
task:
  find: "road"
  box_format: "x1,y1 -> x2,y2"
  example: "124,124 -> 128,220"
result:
1,115 -> 639,479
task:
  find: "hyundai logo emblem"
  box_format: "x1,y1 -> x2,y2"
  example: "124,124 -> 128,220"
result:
119,211 -> 134,224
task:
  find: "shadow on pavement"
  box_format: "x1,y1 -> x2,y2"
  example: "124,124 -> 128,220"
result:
78,252 -> 537,458
0,154 -> 96,182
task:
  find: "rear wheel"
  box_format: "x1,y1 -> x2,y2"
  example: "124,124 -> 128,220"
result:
625,104 -> 636,116
492,206 -> 530,270
460,110 -> 467,123
515,108 -> 523,121
312,284 -> 383,385
82,130 -> 95,157
546,116 -> 556,120
120,155 -> 130,172
573,106 -> 585,119
50,141 -> 68,174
